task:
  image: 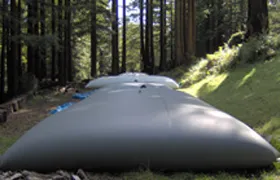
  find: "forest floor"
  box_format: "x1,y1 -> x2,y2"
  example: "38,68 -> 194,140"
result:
1,56 -> 280,179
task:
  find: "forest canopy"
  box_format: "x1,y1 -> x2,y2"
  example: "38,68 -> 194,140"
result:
0,0 -> 275,103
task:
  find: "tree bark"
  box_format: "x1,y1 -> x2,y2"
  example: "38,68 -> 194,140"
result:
159,0 -> 167,71
40,0 -> 47,79
111,0 -> 119,75
1,0 -> 8,102
27,0 -> 35,74
170,0 -> 174,68
140,0 -> 145,70
121,0 -> 127,73
8,0 -> 19,97
34,0 -> 41,80
91,0 -> 97,77
144,0 -> 149,73
51,0 -> 56,81
64,0 -> 70,81
58,0 -> 65,85
67,0 -> 72,81
18,0 -> 22,76
246,0 -> 269,37
149,0 -> 154,74
186,0 -> 196,63
175,0 -> 183,66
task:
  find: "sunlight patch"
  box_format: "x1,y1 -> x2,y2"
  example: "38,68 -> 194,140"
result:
180,73 -> 228,97
256,117 -> 280,135
237,68 -> 256,88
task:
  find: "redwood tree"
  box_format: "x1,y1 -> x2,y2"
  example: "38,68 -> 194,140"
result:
246,0 -> 268,37
91,0 -> 97,77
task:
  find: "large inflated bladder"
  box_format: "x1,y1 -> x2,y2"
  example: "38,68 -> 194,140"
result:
85,73 -> 180,89
0,83 -> 279,172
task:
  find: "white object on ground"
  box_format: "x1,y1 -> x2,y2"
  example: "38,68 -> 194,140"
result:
85,73 -> 179,89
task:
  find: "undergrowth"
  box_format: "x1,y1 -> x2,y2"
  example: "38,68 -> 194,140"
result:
163,33 -> 280,88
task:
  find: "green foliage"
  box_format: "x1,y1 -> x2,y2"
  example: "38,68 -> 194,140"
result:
72,35 -> 91,81
237,35 -> 279,64
162,43 -> 241,87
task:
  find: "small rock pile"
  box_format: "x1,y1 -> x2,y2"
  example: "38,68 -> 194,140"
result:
0,169 -> 119,180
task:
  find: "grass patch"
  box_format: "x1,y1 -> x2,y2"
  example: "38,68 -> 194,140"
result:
0,136 -> 18,155
181,56 -> 280,131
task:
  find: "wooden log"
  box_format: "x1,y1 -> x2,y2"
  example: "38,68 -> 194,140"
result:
12,100 -> 19,112
0,108 -> 8,123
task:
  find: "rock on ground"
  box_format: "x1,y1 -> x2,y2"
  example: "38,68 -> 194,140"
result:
0,169 -> 121,180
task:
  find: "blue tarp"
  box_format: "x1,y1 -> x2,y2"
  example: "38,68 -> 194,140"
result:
72,90 -> 95,100
49,102 -> 74,115
49,91 -> 95,115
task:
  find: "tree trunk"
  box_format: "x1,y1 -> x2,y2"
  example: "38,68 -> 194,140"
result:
186,0 -> 196,63
144,0 -> 154,74
64,0 -> 69,82
91,0 -> 97,77
40,0 -> 47,79
34,0 -> 41,80
207,0 -> 215,53
58,0 -> 65,85
246,0 -> 268,37
1,0 -> 8,102
51,0 -> 56,81
8,0 -> 19,97
121,0 -> 126,73
144,0 -> 150,73
150,0 -> 154,74
67,0 -> 72,81
27,0 -> 35,74
175,0 -> 183,66
159,0 -> 167,71
111,0 -> 119,75
216,0 -> 223,47
170,0 -> 174,68
18,0 -> 22,76
140,0 -> 145,70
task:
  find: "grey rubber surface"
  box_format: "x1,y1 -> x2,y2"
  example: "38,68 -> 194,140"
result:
0,83 -> 279,172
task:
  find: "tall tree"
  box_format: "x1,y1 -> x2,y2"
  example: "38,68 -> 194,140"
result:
144,0 -> 150,73
140,0 -> 145,69
186,0 -> 196,62
170,0 -> 174,67
18,0 -> 22,76
67,0 -> 72,81
159,0 -> 167,71
27,0 -> 35,74
64,0 -> 70,81
40,0 -> 47,78
144,0 -> 154,74
111,0 -> 119,75
149,0 -> 154,74
1,0 -> 8,102
51,0 -> 56,80
58,0 -> 65,85
91,0 -> 97,77
34,0 -> 40,79
246,0 -> 268,37
121,0 -> 127,73
8,0 -> 19,97
174,0 -> 184,66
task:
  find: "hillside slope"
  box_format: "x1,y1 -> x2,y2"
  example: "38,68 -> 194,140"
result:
179,55 -> 280,148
